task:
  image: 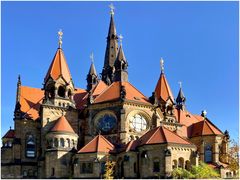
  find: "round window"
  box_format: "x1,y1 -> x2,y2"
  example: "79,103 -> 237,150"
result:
129,114 -> 147,132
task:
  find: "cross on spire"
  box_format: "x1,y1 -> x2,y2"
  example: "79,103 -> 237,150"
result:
90,52 -> 94,63
119,34 -> 123,45
160,57 -> 164,73
109,3 -> 115,15
178,81 -> 182,88
58,29 -> 63,48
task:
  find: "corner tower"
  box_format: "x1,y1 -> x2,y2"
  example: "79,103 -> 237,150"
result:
101,4 -> 119,85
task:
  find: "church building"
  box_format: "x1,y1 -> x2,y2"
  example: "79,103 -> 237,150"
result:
1,5 -> 232,179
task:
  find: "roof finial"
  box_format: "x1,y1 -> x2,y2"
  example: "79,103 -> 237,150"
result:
17,74 -> 21,85
160,57 -> 164,73
178,81 -> 182,89
119,34 -> 123,45
58,29 -> 63,48
10,126 -> 12,130
90,52 -> 94,63
201,110 -> 207,119
109,3 -> 115,15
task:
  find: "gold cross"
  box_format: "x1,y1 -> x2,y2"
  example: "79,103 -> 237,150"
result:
160,57 -> 164,72
58,29 -> 63,48
109,3 -> 115,15
90,52 -> 94,63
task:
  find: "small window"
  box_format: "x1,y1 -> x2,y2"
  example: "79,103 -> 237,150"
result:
59,102 -> 61,106
134,162 -> 137,173
57,86 -> 65,98
23,170 -> 27,177
26,135 -> 35,158
67,139 -> 70,147
60,138 -> 64,147
204,145 -> 212,163
51,168 -> 55,177
153,160 -> 160,172
54,138 -> 58,147
81,162 -> 93,174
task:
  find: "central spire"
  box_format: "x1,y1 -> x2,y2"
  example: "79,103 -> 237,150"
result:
101,4 -> 119,85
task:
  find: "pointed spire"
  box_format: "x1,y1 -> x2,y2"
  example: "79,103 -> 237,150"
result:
113,40 -> 128,82
155,58 -> 174,103
176,81 -> 186,110
87,52 -> 98,91
102,4 -> 119,85
44,48 -> 72,84
16,75 -> 21,103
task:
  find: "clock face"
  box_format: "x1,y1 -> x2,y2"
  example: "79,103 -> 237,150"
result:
129,114 -> 147,132
98,114 -> 117,132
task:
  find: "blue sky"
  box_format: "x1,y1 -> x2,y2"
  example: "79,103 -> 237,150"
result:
1,1 -> 239,140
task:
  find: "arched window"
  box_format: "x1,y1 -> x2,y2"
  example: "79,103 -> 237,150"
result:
68,90 -> 71,98
23,170 -> 27,177
153,159 -> 160,172
204,144 -> 212,163
185,160 -> 191,170
8,141 -> 12,147
172,160 -> 177,169
60,138 -> 64,147
72,139 -> 75,147
57,86 -> 65,98
178,157 -> 184,168
51,168 -> 55,177
67,139 -> 70,148
26,135 -> 35,158
54,138 -> 58,147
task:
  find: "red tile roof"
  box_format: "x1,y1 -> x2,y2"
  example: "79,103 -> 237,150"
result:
73,88 -> 88,109
138,126 -> 193,146
92,80 -> 108,97
190,119 -> 223,137
78,135 -> 114,153
20,86 -> 44,120
124,140 -> 139,152
50,116 -> 75,133
94,81 -> 150,104
44,48 -> 72,83
155,73 -> 174,102
3,129 -> 15,139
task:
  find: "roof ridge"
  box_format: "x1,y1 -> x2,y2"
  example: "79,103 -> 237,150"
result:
146,127 -> 161,144
124,82 -> 148,99
22,97 -> 44,118
161,126 -> 168,142
94,82 -> 118,102
99,135 -> 114,148
162,126 -> 193,144
162,74 -> 174,101
205,119 -> 223,134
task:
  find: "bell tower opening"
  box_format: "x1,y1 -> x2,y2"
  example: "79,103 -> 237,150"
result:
58,86 -> 65,98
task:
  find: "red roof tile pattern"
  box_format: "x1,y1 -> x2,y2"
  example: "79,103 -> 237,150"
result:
3,129 -> 15,139
78,135 -> 114,153
155,73 -> 174,102
92,81 -> 108,97
94,81 -> 150,104
74,88 -> 88,109
124,140 -> 139,152
138,126 -> 193,146
50,116 -> 75,133
20,86 -> 44,120
190,119 -> 223,137
44,48 -> 72,83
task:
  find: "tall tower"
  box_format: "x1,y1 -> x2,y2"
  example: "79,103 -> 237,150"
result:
113,35 -> 128,82
101,4 -> 119,85
86,53 -> 98,92
176,82 -> 186,111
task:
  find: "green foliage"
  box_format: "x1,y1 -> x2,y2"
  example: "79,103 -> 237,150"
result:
172,162 -> 220,179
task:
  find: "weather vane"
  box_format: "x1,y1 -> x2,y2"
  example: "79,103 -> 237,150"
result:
178,81 -> 182,88
160,57 -> 164,72
58,29 -> 63,48
90,52 -> 94,63
119,34 -> 123,45
109,3 -> 115,15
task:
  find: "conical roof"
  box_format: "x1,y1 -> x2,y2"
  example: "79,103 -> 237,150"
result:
155,73 -> 174,102
44,48 -> 72,83
176,87 -> 186,104
108,14 -> 117,37
50,116 -> 75,133
88,62 -> 97,76
78,135 -> 114,153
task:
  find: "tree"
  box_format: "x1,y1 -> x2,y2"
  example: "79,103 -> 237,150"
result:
226,139 -> 239,172
172,162 -> 220,179
103,154 -> 116,179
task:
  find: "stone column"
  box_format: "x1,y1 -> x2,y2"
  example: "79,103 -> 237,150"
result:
192,151 -> 199,166
200,141 -> 204,162
213,139 -> 219,163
